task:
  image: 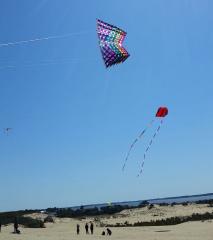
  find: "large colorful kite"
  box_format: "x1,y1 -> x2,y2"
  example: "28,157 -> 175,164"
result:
97,19 -> 130,68
122,107 -> 168,176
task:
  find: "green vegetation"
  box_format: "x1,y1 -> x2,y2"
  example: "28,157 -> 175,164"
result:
106,212 -> 213,227
44,216 -> 54,223
0,210 -> 45,228
18,217 -> 45,228
55,205 -> 132,218
196,199 -> 213,205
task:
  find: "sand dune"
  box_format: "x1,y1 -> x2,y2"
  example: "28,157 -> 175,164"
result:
99,203 -> 212,225
1,204 -> 213,240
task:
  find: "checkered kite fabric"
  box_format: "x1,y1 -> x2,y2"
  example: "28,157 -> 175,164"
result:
97,19 -> 130,68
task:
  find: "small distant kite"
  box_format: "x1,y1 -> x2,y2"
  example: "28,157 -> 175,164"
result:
4,128 -> 12,136
156,107 -> 168,118
97,19 -> 130,68
122,107 -> 168,176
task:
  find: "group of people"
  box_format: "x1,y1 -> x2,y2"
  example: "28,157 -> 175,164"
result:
77,222 -> 94,235
1,218 -> 111,236
76,222 -> 112,236
102,228 -> 112,236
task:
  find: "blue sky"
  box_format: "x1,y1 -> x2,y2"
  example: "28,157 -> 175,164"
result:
0,0 -> 212,212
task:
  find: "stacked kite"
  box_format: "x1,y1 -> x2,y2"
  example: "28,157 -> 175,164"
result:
97,19 -> 130,68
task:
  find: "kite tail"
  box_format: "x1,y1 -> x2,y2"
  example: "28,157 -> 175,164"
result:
122,119 -> 155,171
137,119 -> 164,176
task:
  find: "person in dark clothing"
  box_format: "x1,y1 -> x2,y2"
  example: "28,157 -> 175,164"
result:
106,228 -> 112,235
0,220 -> 1,232
90,222 -> 94,234
85,223 -> 89,234
76,224 -> 80,235
14,217 -> 18,233
102,231 -> 105,235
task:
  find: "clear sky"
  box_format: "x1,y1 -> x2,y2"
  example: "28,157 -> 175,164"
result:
0,0 -> 212,212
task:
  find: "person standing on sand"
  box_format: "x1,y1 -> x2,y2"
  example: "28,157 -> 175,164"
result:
85,223 -> 89,234
0,220 -> 1,232
106,228 -> 112,235
90,222 -> 94,234
76,224 -> 80,235
14,217 -> 18,233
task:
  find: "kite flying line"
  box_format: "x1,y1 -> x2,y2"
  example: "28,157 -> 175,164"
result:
0,30 -> 91,48
0,19 -> 130,69
0,57 -> 97,70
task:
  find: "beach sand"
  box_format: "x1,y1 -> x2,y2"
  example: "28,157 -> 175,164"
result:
1,204 -> 213,240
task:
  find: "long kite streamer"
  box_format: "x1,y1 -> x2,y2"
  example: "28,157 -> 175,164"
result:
137,119 -> 164,176
97,19 -> 129,67
123,107 -> 168,175
122,119 -> 155,171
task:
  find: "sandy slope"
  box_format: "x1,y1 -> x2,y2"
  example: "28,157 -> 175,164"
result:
0,204 -> 213,240
99,203 -> 212,225
1,220 -> 213,240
